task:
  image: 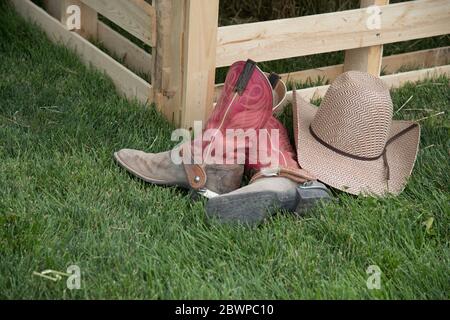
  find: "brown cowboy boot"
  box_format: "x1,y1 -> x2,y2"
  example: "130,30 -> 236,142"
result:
114,60 -> 284,195
206,113 -> 332,225
114,149 -> 243,195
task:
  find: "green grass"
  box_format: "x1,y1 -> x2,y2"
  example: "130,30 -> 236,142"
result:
0,3 -> 449,299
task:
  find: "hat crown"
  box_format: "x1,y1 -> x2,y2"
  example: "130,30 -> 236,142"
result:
311,71 -> 393,158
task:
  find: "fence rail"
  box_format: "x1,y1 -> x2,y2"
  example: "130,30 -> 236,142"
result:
80,0 -> 156,46
97,21 -> 152,77
9,0 -> 450,129
216,0 -> 450,67
215,46 -> 450,100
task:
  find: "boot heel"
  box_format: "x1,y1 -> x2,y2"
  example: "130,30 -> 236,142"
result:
295,181 -> 332,214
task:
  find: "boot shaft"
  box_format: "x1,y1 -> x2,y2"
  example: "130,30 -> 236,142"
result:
189,60 -> 287,166
206,60 -> 275,132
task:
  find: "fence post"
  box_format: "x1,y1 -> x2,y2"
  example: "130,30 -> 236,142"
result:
179,0 -> 219,129
151,0 -> 176,123
152,0 -> 219,129
43,0 -> 98,40
344,0 -> 389,76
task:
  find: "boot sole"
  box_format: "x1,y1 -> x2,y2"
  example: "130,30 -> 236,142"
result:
206,190 -> 283,226
206,184 -> 331,226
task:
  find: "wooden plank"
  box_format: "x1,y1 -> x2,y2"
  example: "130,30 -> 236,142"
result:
179,0 -> 220,128
382,46 -> 450,74
380,64 -> 450,88
11,0 -> 152,105
165,0 -> 186,125
216,0 -> 450,67
215,46 -> 450,100
279,65 -> 343,86
152,0 -> 219,128
42,0 -> 61,19
151,0 -> 175,121
344,0 -> 389,75
97,21 -> 152,77
282,64 -> 450,108
43,1 -> 151,79
80,0 -> 156,46
281,46 -> 450,83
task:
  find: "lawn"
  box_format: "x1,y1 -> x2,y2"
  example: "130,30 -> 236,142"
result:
0,2 -> 449,299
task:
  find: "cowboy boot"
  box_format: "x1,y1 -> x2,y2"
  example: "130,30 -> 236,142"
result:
114,60 -> 283,195
206,115 -> 332,225
114,149 -> 244,195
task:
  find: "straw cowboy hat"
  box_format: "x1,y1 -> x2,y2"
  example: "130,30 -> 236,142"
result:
293,71 -> 421,196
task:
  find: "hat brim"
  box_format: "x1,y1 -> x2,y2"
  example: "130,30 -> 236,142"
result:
293,93 -> 421,196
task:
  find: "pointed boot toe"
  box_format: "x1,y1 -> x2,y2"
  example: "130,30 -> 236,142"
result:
113,149 -> 188,187
114,149 -> 140,169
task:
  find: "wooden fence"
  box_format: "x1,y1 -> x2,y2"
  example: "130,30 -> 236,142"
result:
10,0 -> 450,129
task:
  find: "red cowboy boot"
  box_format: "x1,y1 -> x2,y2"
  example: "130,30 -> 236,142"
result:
114,60 -> 282,195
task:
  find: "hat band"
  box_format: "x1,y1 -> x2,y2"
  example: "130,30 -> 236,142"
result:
309,123 -> 418,180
